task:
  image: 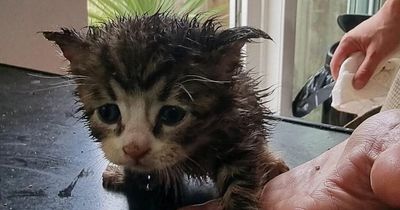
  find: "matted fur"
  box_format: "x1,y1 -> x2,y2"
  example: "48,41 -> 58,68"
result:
44,12 -> 288,210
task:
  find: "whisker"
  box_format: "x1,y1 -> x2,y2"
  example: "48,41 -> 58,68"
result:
47,80 -> 76,86
31,84 -> 95,92
164,168 -> 171,190
184,155 -> 206,173
181,78 -> 230,85
82,146 -> 101,153
67,74 -> 90,79
27,73 -> 67,79
180,74 -> 231,84
169,167 -> 180,199
87,156 -> 108,173
36,77 -> 91,87
27,73 -> 89,80
177,83 -> 194,102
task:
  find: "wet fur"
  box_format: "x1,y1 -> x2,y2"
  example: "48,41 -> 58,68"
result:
44,13 -> 288,210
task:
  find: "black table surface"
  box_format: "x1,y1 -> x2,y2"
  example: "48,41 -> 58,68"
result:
0,65 -> 351,210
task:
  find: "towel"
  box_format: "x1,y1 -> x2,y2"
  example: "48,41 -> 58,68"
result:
331,52 -> 400,116
382,68 -> 400,111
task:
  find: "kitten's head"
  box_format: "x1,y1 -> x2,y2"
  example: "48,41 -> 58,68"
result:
44,13 -> 270,172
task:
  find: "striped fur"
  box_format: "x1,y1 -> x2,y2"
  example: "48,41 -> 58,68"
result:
44,12 -> 288,210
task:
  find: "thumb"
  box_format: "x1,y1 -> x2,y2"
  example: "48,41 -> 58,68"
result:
352,51 -> 382,89
370,142 -> 400,208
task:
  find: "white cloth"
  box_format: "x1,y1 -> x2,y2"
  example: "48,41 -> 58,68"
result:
382,69 -> 400,111
331,52 -> 400,116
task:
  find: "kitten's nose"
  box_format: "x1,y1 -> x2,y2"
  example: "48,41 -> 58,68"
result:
123,142 -> 150,160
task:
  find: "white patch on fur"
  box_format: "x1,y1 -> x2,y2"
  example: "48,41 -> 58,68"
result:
102,136 -> 127,165
99,79 -> 190,172
133,140 -> 187,171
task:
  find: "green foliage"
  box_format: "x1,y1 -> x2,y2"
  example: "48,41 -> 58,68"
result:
88,0 -> 226,25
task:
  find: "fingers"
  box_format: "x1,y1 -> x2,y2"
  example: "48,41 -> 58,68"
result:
352,50 -> 382,89
370,142 -> 400,208
331,39 -> 384,89
367,110 -> 400,208
330,36 -> 359,80
349,110 -> 400,154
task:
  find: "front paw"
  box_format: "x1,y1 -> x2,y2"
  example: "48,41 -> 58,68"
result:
102,163 -> 125,191
263,158 -> 289,182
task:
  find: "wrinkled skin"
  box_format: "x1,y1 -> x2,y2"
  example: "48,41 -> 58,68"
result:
181,110 -> 400,210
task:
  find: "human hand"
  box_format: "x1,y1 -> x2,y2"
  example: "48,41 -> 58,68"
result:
180,110 -> 400,210
330,0 -> 400,89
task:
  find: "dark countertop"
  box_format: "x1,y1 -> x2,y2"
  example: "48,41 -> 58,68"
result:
0,64 -> 350,210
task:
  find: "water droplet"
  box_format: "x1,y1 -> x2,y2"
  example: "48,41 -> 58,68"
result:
145,174 -> 151,191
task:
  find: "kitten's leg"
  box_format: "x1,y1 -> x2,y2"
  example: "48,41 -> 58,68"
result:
216,151 -> 288,210
102,163 -> 126,191
261,157 -> 289,184
217,172 -> 259,210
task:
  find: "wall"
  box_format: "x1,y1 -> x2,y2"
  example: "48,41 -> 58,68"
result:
0,0 -> 87,75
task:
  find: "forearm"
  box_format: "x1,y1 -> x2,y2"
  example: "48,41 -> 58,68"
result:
379,0 -> 400,21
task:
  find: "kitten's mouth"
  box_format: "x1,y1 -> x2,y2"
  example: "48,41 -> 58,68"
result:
126,164 -> 160,173
124,156 -> 179,172
124,158 -> 159,172
124,158 -> 147,168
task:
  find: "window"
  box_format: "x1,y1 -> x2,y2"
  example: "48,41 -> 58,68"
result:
293,0 -> 347,122
237,0 -> 385,123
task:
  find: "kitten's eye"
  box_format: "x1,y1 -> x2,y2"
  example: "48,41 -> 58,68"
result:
159,106 -> 186,126
97,103 -> 121,124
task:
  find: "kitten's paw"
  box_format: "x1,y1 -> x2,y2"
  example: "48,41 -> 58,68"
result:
264,159 -> 289,182
102,163 -> 125,191
274,159 -> 289,173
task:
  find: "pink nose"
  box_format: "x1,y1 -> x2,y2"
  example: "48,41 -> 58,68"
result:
123,143 -> 150,160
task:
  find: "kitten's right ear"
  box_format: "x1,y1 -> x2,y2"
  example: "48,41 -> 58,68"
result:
217,26 -> 272,56
42,29 -> 86,62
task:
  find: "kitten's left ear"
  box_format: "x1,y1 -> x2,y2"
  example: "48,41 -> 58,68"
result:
42,28 -> 87,62
217,26 -> 272,56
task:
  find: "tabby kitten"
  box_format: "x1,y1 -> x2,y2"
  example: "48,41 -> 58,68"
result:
44,13 -> 288,210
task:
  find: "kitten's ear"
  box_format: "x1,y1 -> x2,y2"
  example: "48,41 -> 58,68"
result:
217,26 -> 272,56
214,27 -> 272,76
43,28 -> 87,62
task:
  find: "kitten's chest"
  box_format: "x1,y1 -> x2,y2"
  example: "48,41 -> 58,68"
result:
186,146 -> 228,178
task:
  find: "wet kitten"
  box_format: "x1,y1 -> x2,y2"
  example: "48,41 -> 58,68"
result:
44,13 -> 288,210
